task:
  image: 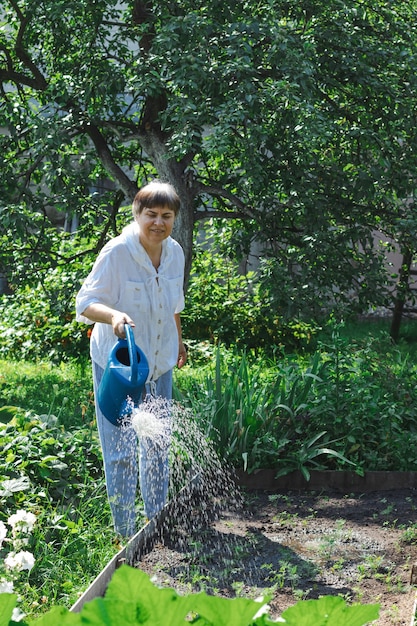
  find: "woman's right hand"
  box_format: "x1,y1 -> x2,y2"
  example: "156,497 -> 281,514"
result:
111,312 -> 135,338
81,303 -> 135,338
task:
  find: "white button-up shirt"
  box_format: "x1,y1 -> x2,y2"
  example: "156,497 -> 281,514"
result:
75,222 -> 185,382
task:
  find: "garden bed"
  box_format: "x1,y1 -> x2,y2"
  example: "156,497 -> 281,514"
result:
135,484 -> 417,625
72,474 -> 417,625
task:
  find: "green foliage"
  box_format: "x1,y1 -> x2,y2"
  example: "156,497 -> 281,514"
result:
257,246 -> 391,322
312,323 -> 417,471
0,409 -> 118,616
176,346 -> 352,475
0,320 -> 414,623
175,322 -> 417,475
0,201 -> 133,366
0,270 -> 91,366
0,225 -> 320,364
0,359 -> 95,430
1,412 -> 101,503
182,241 -> 319,350
0,567 -> 379,625
1,0 -> 417,323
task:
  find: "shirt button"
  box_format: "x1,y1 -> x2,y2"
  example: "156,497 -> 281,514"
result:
158,319 -> 161,324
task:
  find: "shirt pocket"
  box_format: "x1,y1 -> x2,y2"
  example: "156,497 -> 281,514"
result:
163,276 -> 183,313
123,280 -> 151,317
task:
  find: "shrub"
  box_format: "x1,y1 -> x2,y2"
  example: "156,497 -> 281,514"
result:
0,268 -> 90,365
182,247 -> 318,351
174,327 -> 417,475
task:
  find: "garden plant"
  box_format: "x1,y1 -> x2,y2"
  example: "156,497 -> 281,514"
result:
0,566 -> 380,625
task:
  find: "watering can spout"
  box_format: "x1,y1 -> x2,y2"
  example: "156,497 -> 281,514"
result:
98,324 -> 149,426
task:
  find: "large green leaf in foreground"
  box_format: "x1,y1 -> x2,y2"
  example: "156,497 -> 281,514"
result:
279,594 -> 379,626
0,565 -> 379,625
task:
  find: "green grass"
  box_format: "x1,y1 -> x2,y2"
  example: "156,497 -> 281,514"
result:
0,360 -> 94,429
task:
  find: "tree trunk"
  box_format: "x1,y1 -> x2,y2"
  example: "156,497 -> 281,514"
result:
138,132 -> 195,288
171,186 -> 195,291
390,249 -> 413,342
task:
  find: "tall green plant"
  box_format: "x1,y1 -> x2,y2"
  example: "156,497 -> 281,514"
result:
175,326 -> 417,475
175,346 -> 348,475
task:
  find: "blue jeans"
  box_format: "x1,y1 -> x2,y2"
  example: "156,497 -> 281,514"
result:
92,362 -> 172,537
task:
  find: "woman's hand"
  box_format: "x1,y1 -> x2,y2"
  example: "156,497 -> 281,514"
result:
177,341 -> 187,369
111,312 -> 135,338
81,303 -> 135,338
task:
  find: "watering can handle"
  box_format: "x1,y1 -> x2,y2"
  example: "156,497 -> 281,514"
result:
125,324 -> 138,385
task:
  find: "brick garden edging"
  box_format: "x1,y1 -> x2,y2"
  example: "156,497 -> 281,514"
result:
235,469 -> 417,492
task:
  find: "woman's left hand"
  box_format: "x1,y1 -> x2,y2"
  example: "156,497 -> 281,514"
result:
177,342 -> 187,369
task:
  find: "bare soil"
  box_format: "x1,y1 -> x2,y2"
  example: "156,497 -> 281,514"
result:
135,488 -> 417,625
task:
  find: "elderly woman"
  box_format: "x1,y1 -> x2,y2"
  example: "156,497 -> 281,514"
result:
76,180 -> 187,538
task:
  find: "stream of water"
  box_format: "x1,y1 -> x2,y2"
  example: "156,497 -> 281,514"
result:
127,397 -> 242,539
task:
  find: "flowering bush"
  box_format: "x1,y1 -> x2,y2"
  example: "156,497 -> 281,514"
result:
0,510 -> 36,622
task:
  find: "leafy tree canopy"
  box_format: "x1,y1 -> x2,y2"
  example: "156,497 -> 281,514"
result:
1,0 -> 417,316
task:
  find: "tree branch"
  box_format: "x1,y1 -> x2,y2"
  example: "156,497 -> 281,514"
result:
196,182 -> 258,219
132,0 -> 155,53
3,1 -> 48,90
84,123 -> 138,201
196,210 -> 251,221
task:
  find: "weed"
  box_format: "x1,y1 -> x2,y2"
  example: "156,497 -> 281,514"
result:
381,504 -> 395,516
405,496 -> 416,511
231,580 -> 246,597
400,524 -> 417,545
331,558 -> 346,572
352,586 -> 365,603
293,587 -> 311,602
272,510 -> 299,527
261,562 -> 299,590
386,604 -> 401,624
317,519 -> 350,561
268,493 -> 293,508
358,555 -> 387,578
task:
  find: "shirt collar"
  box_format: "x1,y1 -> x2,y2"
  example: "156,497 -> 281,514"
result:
121,222 -> 173,268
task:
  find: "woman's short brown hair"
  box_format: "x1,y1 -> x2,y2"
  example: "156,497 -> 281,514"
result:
132,180 -> 180,218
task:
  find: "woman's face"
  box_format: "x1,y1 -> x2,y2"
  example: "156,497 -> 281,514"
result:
136,205 -> 176,247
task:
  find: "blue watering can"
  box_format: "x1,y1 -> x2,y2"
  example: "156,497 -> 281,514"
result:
98,324 -> 149,426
